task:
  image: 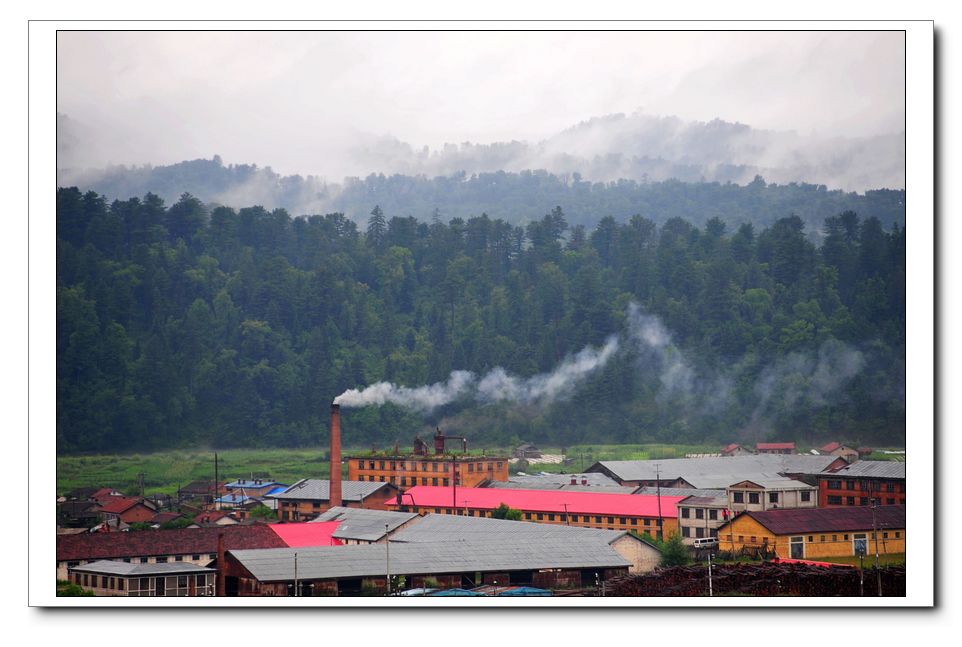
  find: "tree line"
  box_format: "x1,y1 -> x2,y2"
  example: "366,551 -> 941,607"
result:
56,187 -> 905,454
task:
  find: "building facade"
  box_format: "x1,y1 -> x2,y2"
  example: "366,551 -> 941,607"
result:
68,560 -> 217,597
727,479 -> 818,513
817,461 -> 906,508
271,479 -> 399,521
348,454 -> 509,488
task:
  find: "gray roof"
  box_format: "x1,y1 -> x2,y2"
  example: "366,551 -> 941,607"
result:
70,560 -> 216,576
831,461 -> 906,479
727,477 -> 817,490
590,454 -> 842,487
389,512 -> 642,547
678,495 -> 728,507
228,537 -> 630,582
270,479 -> 393,502
633,486 -> 726,498
490,473 -> 625,488
311,506 -> 419,542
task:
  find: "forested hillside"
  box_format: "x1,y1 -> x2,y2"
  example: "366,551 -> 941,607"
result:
59,156 -> 905,234
56,187 -> 905,454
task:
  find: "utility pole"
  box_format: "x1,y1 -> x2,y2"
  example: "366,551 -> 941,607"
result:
871,485 -> 882,596
214,452 -> 219,511
562,503 -> 570,526
138,472 -> 145,498
386,524 -> 391,595
707,551 -> 713,597
655,464 -> 663,540
293,552 -> 299,597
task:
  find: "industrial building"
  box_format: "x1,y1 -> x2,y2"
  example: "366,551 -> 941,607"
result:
219,536 -> 632,596
715,505 -> 906,559
814,461 -> 906,508
67,560 -> 217,597
270,479 -> 399,521
310,506 -> 421,544
386,485 -> 683,537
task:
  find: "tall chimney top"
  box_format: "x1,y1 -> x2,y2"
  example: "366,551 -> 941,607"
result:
331,403 -> 340,413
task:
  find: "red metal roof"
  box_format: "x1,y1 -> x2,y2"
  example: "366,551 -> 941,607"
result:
97,497 -> 146,514
820,442 -> 842,453
269,522 -> 343,547
387,486 -> 684,518
744,505 -> 906,535
756,442 -> 796,450
770,557 -> 855,569
56,525 -> 287,562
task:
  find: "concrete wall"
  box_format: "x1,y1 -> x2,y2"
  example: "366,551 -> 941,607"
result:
611,535 -> 662,573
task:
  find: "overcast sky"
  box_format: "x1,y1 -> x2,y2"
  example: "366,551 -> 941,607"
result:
57,30 -> 905,179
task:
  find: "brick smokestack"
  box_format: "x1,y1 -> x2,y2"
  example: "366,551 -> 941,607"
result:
330,404 -> 342,508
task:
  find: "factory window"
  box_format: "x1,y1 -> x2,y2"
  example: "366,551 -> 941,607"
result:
468,464 -> 475,473
476,463 -> 483,471
431,463 -> 438,472
644,518 -> 651,526
443,463 -> 449,472
695,509 -> 704,520
694,528 -> 703,538
357,460 -> 364,469
820,535 -> 826,542
525,513 -> 532,520
860,497 -> 868,506
358,475 -> 365,482
421,462 -> 427,471
682,527 -> 690,537
175,555 -> 183,562
748,493 -> 760,505
895,532 -> 901,538
537,513 -> 544,520
434,508 -> 441,514
846,497 -> 855,506
122,558 -> 130,563
827,480 -> 842,490
497,462 -> 503,470
630,518 -> 637,526
846,480 -> 857,490
596,516 -> 603,523
379,461 -> 386,470
887,498 -> 895,505
607,517 -> 614,525
738,536 -> 744,543
488,463 -> 494,471
886,483 -> 895,493
883,532 -> 889,539
827,495 -> 843,505
156,557 -> 168,563
421,478 -> 427,485
807,536 -> 814,543
709,509 -> 718,520
398,477 -> 404,486
379,476 -> 385,482
749,536 -> 756,544
769,493 -> 779,504
432,478 -> 438,486
619,517 -> 626,525
390,476 -> 396,484
733,492 -> 744,504
681,508 -> 690,518
101,576 -> 109,588
844,534 -> 849,540
390,461 -> 396,470
801,491 -> 811,502
548,514 -> 555,521
192,555 -> 201,561
443,479 -> 449,486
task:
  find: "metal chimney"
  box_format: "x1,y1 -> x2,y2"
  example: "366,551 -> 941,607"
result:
330,404 -> 342,508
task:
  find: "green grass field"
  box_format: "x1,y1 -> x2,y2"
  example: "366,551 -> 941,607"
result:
56,443 -> 727,496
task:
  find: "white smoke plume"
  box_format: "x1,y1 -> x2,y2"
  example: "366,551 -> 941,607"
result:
333,336 -> 619,412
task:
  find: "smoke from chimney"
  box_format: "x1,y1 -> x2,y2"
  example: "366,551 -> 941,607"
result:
330,404 -> 342,508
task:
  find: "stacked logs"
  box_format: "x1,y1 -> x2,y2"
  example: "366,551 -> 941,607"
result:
607,562 -> 905,597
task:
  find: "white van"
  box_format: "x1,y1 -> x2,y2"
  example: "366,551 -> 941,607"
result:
693,537 -> 719,548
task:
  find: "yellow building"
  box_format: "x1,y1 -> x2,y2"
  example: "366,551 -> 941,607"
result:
716,505 -> 906,560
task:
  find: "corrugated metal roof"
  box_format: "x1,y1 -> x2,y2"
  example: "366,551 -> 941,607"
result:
633,486 -> 726,498
744,505 -> 906,535
311,506 -> 419,542
728,477 -> 816,490
270,479 -> 394,502
590,454 -> 841,486
832,461 -> 906,479
389,512 -> 634,546
70,560 -> 216,576
389,486 -> 685,518
757,442 -> 796,450
678,495 -> 728,506
228,537 -> 630,582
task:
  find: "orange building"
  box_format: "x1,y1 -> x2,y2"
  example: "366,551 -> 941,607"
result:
348,428 -> 509,488
271,479 -> 398,521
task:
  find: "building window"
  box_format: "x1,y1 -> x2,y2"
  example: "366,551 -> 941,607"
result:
595,516 -> 602,523
682,527 -> 691,537
696,528 -> 704,538
421,478 -> 427,485
769,492 -> 779,504
537,513 -> 544,520
801,491 -> 811,502
695,509 -> 704,520
883,532 -> 889,539
175,555 -> 183,562
379,461 -> 386,469
607,517 -> 614,524
733,492 -> 744,504
820,535 -> 826,542
709,509 -> 718,520
644,518 -> 651,526
432,478 -> 438,486
434,508 -> 441,514
749,536 -> 756,544
681,508 -> 690,518
846,497 -> 855,506
827,495 -> 843,505
357,460 -> 364,469
895,532 -> 901,538
630,518 -> 637,525
832,535 -> 838,542
748,493 -> 760,504
443,463 -> 449,472
548,514 -> 555,521
887,498 -> 895,505
497,462 -> 503,470
192,555 -> 201,561
827,480 -> 842,490
443,479 -> 449,486
379,476 -> 385,482
156,557 -> 167,564
431,463 -> 438,472
860,497 -> 868,506
886,483 -> 895,493
846,480 -> 857,490
487,463 -> 494,471
525,513 -> 532,520
808,536 -> 814,542
619,517 -> 627,524
468,464 -> 475,473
